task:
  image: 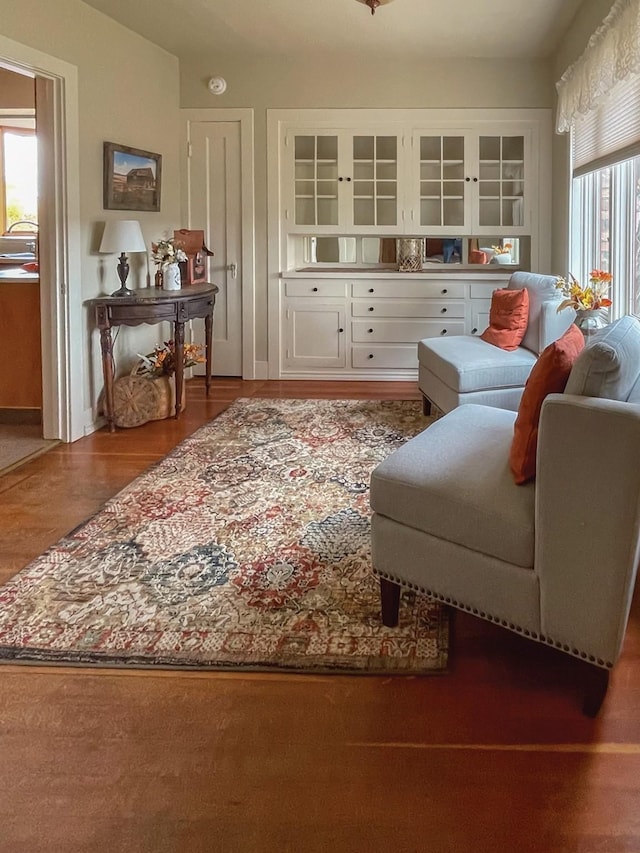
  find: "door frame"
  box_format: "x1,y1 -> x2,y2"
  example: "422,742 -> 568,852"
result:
0,36 -> 82,442
181,109 -> 256,379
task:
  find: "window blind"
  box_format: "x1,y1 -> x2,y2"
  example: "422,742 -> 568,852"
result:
573,73 -> 640,176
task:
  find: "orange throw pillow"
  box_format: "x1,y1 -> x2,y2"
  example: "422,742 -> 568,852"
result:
480,288 -> 529,351
509,324 -> 585,485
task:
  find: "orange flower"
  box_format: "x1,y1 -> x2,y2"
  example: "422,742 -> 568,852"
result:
556,271 -> 612,313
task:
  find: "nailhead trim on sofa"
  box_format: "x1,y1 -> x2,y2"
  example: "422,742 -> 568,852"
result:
375,569 -> 613,669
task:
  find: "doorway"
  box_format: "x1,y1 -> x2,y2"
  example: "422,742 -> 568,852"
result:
0,35 -> 83,445
182,110 -> 256,379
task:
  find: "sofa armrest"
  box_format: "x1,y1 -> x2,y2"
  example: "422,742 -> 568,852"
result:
535,301 -> 576,355
535,393 -> 640,664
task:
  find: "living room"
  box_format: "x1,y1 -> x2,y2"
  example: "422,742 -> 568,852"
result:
1,1 -> 639,850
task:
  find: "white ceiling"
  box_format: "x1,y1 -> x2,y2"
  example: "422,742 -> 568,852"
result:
80,0 -> 585,61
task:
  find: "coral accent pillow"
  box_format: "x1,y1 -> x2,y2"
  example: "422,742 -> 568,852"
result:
509,324 -> 585,485
480,288 -> 529,351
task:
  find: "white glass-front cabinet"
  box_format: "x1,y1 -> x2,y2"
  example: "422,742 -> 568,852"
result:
409,129 -> 532,236
285,130 -> 404,234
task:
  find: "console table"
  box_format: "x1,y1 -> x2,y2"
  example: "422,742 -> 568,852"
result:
87,283 -> 218,432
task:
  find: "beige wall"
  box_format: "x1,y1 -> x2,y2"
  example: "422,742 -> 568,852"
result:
0,0 -> 182,425
179,54 -> 554,366
551,0 -> 616,274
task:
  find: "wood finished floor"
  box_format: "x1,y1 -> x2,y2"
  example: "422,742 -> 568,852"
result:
0,378 -> 639,853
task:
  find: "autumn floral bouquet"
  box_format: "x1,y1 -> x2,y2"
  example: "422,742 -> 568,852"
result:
555,270 -> 613,312
136,340 -> 205,377
491,242 -> 513,255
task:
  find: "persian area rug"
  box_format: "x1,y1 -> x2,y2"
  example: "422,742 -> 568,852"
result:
0,398 -> 448,673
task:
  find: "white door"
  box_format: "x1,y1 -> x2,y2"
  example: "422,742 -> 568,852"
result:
187,121 -> 242,376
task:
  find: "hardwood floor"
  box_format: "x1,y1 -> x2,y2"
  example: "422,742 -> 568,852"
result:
0,378 -> 639,853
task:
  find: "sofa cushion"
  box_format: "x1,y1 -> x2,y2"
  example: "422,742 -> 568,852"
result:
480,287 -> 529,351
418,336 -> 537,394
565,315 -> 640,402
370,404 -> 535,568
510,323 -> 585,485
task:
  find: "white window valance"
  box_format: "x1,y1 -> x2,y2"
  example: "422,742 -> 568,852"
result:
556,0 -> 640,133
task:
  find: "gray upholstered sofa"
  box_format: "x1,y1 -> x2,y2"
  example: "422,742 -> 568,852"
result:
371,315 -> 640,715
418,272 -> 575,415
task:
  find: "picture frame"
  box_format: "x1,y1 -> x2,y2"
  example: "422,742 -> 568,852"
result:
103,141 -> 162,212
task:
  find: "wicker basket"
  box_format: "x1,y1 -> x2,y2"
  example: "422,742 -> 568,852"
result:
110,366 -> 185,428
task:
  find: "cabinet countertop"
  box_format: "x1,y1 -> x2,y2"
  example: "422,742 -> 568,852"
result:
283,266 -> 518,279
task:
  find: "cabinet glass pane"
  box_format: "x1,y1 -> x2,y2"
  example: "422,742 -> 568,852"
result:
351,135 -> 398,226
442,136 -> 464,160
419,134 -> 466,229
478,135 -> 525,228
293,134 -> 339,226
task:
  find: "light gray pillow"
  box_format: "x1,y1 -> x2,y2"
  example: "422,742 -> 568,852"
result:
565,315 -> 640,401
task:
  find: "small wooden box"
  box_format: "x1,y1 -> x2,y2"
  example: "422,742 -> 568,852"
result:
173,229 -> 213,285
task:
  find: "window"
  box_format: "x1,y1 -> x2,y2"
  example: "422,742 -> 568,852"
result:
570,157 -> 640,320
0,128 -> 38,233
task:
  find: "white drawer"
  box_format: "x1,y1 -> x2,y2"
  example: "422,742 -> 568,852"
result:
352,319 -> 460,343
351,281 -> 465,300
351,299 -> 464,319
469,283 -> 500,299
352,345 -> 419,369
284,280 -> 347,298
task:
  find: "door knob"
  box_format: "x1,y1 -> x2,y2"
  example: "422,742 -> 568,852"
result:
227,262 -> 237,279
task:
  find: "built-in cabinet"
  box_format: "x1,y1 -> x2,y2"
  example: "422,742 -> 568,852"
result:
280,274 -> 506,378
268,108 -> 552,380
283,121 -> 537,237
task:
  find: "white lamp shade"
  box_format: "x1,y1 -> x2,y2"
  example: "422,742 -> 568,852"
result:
99,220 -> 146,254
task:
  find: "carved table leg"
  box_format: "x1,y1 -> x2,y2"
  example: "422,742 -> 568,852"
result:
173,320 -> 185,419
99,326 -> 116,433
205,308 -> 213,397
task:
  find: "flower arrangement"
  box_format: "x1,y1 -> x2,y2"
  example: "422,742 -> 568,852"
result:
136,340 -> 205,377
555,270 -> 613,312
491,242 -> 513,255
151,238 -> 187,269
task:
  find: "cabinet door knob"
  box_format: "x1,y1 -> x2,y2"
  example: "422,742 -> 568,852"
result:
367,328 -> 373,333
368,306 -> 374,312
465,177 -> 471,182
346,177 -> 352,182
442,288 -> 448,294
368,288 -> 374,293
472,327 -> 478,334
368,353 -> 374,359
441,329 -> 448,335
338,177 -> 344,182
441,307 -> 447,313
312,287 -> 318,292
338,327 -> 344,333
473,177 -> 478,182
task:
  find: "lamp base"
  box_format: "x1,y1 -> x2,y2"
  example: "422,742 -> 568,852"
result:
110,251 -> 133,297
110,284 -> 135,297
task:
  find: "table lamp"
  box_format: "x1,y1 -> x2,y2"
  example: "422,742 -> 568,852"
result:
99,219 -> 147,297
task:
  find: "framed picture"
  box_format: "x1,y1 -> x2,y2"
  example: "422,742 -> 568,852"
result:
103,141 -> 162,212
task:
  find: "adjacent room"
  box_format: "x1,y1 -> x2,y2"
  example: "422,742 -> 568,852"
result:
1,1 -> 639,850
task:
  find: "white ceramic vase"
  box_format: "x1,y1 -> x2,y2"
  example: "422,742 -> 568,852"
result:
162,262 -> 182,291
492,253 -> 512,265
575,308 -> 609,338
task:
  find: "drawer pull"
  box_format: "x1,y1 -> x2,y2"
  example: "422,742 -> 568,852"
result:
368,328 -> 373,333
368,353 -> 374,359
441,307 -> 447,313
472,327 -> 478,334
441,288 -> 448,294
338,327 -> 344,333
312,287 -> 318,292
441,329 -> 448,335
368,306 -> 374,312
368,288 -> 374,293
